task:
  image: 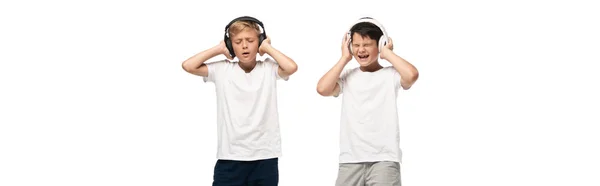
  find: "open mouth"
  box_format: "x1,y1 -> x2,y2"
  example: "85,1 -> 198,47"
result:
358,54 -> 369,60
241,52 -> 250,57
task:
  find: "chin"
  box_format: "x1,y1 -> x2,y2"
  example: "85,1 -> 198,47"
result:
356,58 -> 376,67
238,56 -> 257,63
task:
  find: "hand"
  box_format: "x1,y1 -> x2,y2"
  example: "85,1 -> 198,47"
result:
380,37 -> 394,60
259,37 -> 272,56
218,40 -> 233,60
341,33 -> 352,63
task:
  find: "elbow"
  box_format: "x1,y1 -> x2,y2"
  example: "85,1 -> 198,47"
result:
181,62 -> 191,72
291,63 -> 298,74
402,71 -> 419,90
316,86 -> 331,96
405,67 -> 419,83
182,61 -> 201,73
410,70 -> 419,82
287,63 -> 298,75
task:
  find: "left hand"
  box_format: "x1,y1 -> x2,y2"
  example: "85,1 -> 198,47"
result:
259,37 -> 272,56
380,37 -> 394,60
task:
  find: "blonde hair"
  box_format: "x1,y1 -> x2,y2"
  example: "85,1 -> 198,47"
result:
228,20 -> 261,37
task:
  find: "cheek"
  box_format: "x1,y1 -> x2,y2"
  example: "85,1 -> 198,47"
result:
232,43 -> 242,50
230,45 -> 240,54
368,46 -> 379,54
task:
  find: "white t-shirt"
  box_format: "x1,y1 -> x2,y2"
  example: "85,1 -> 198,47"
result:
203,57 -> 288,161
336,66 -> 403,163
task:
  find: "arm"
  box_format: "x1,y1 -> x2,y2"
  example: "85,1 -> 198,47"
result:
316,58 -> 350,96
380,38 -> 419,90
259,37 -> 298,79
316,33 -> 353,97
182,41 -> 232,77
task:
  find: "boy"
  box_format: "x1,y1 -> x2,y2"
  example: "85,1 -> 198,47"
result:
181,16 -> 298,186
316,17 -> 419,186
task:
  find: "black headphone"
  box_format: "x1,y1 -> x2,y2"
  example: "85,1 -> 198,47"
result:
223,16 -> 267,58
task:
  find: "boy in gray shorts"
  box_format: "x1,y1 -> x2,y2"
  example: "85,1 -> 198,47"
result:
316,17 -> 419,186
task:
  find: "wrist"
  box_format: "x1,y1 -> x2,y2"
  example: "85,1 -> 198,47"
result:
263,44 -> 274,53
380,48 -> 393,60
338,56 -> 351,65
210,45 -> 223,55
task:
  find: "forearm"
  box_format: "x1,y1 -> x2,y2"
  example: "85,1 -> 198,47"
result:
182,46 -> 221,71
317,58 -> 348,95
266,47 -> 298,73
384,51 -> 419,82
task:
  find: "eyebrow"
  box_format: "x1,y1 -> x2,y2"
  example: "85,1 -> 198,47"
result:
352,42 -> 373,45
235,37 -> 256,41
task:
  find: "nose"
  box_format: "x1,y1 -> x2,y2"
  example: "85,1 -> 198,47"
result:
357,46 -> 366,53
242,40 -> 248,49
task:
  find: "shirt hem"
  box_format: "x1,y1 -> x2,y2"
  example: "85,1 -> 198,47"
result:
217,154 -> 281,161
339,157 -> 401,164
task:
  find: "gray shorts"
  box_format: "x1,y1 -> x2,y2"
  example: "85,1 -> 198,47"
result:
335,161 -> 401,186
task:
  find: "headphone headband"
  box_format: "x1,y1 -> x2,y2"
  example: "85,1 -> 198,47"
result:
348,17 -> 388,37
225,16 -> 265,37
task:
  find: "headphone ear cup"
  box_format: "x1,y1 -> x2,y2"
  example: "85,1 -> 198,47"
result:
378,35 -> 389,59
347,32 -> 353,55
348,42 -> 353,55
378,35 -> 388,52
258,34 -> 266,48
225,37 -> 235,58
379,35 -> 388,52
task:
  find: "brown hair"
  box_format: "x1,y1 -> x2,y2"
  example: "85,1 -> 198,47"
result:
228,20 -> 261,37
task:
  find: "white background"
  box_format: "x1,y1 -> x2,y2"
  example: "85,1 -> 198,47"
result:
1,0 -> 599,185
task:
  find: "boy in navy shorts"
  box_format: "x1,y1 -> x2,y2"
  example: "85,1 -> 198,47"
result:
182,16 -> 298,186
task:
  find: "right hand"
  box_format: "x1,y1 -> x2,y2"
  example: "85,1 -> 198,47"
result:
341,33 -> 352,63
217,40 -> 233,60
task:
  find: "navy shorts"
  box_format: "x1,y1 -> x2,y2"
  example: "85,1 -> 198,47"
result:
212,158 -> 279,186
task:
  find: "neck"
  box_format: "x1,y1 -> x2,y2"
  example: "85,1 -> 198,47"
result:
238,60 -> 257,73
360,61 -> 383,72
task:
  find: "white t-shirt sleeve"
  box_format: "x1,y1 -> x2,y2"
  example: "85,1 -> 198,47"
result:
202,60 -> 227,83
388,67 -> 402,90
335,68 -> 352,97
265,57 -> 289,81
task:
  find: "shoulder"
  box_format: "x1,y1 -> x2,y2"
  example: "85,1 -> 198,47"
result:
206,59 -> 233,67
383,66 -> 397,73
259,57 -> 278,67
254,57 -> 280,72
206,59 -> 236,72
383,66 -> 401,78
341,67 -> 360,78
